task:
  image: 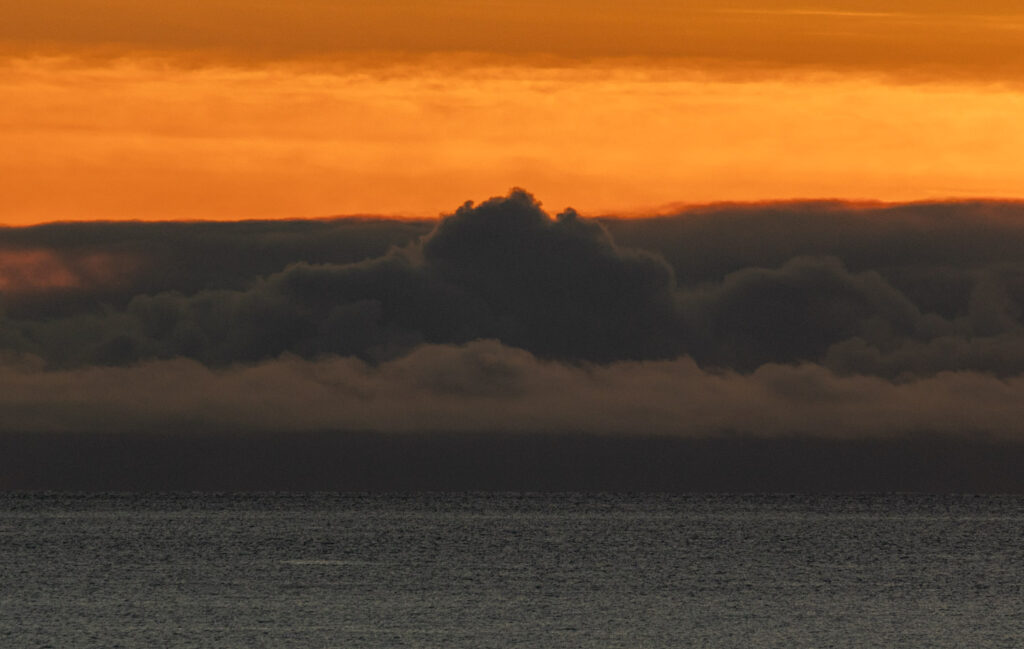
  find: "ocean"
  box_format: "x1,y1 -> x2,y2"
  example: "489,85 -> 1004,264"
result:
2,493 -> 1022,647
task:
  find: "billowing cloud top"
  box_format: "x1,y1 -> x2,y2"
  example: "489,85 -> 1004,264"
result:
3,191 -> 1024,443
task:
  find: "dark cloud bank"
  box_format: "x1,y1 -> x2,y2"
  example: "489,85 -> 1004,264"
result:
5,190 -> 1024,491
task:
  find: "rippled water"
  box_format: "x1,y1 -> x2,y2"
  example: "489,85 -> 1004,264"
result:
2,493 -> 1023,647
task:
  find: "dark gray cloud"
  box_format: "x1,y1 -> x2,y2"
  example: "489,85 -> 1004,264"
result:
6,192 -> 1024,490
609,200 -> 1024,376
2,190 -> 684,367
4,191 -> 1024,378
603,200 -> 1024,287
6,189 -> 1024,376
419,193 -> 681,361
681,255 -> 928,370
0,218 -> 430,317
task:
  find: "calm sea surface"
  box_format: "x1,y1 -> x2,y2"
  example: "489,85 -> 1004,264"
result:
2,493 -> 1023,648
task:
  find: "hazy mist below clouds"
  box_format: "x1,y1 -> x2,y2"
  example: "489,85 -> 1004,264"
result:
1,339 -> 1023,439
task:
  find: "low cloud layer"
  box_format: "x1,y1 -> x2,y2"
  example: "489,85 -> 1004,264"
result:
1,339 -> 1022,439
3,190 -> 1024,440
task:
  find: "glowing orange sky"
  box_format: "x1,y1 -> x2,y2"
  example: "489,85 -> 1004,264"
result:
3,0 -> 1024,223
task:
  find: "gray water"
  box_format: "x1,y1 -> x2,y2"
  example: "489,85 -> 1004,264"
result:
2,493 -> 1023,648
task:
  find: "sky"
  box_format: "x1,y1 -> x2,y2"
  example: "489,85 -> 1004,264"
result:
4,1 -> 1024,490
3,0 -> 1024,222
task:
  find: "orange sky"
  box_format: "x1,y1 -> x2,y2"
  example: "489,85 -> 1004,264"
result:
3,0 -> 1024,223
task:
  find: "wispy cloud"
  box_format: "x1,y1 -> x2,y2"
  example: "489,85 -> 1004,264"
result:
713,8 -> 910,18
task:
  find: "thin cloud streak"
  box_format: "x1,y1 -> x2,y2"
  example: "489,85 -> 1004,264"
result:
712,9 -> 912,18
4,1 -> 1024,81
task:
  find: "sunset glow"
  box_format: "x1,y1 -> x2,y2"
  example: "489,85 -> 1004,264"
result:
3,1 -> 1024,223
8,1 -> 1024,497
